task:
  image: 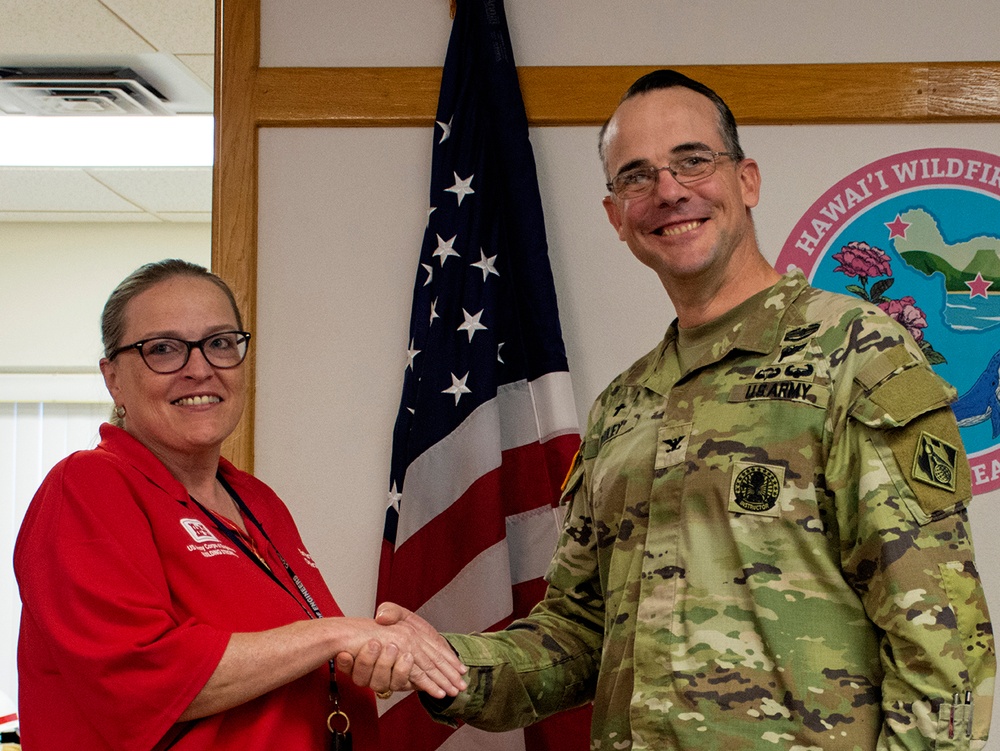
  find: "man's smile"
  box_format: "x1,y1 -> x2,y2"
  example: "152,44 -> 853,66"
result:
652,218 -> 706,237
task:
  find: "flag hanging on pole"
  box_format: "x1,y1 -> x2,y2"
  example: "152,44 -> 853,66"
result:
375,0 -> 591,749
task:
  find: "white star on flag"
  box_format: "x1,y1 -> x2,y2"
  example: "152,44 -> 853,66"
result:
421,263 -> 434,286
458,308 -> 487,342
426,206 -> 436,227
429,298 -> 439,325
497,341 -> 505,364
442,372 -> 471,405
471,249 -> 500,281
445,172 -> 475,205
432,234 -> 460,266
406,340 -> 421,370
387,483 -> 402,512
436,116 -> 453,144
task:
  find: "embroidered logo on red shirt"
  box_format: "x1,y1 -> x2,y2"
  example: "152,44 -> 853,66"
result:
181,518 -> 239,559
180,518 -> 221,543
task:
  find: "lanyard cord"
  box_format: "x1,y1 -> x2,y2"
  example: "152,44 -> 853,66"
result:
217,474 -> 323,621
189,474 -> 348,734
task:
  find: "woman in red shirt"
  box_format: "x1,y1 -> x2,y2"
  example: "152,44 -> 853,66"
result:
15,259 -> 465,750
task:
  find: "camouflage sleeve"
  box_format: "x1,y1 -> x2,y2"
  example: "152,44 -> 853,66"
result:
420,453 -> 603,732
832,348 -> 995,749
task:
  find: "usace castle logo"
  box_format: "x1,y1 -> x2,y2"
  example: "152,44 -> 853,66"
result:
777,148 -> 1000,495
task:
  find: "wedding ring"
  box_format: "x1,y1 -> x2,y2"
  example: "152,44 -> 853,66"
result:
375,689 -> 394,700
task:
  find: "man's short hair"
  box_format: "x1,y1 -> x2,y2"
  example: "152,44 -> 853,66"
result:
598,69 -> 745,175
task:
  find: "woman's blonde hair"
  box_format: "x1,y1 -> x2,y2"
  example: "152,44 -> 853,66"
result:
101,259 -> 244,427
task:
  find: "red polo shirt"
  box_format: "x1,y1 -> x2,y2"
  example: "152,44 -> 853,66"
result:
15,424 -> 378,750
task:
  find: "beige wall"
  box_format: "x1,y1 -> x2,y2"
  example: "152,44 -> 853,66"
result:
260,0 -> 998,67
1,222 -> 210,374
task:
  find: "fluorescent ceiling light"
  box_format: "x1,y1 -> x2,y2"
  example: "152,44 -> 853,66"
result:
0,115 -> 214,167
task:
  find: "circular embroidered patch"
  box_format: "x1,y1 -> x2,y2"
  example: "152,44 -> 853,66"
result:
732,465 -> 782,513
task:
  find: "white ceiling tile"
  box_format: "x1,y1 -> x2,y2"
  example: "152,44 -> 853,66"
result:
0,0 -> 155,56
101,0 -> 215,54
0,0 -> 214,219
0,168 -> 143,211
87,167 -> 212,212
176,54 -> 215,89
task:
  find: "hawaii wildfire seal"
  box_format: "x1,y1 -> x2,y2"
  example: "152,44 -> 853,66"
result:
777,148 -> 1000,495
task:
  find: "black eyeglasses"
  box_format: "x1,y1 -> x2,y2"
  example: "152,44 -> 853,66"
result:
107,331 -> 251,374
607,150 -> 736,198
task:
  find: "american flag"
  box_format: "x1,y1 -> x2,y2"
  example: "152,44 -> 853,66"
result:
374,0 -> 591,749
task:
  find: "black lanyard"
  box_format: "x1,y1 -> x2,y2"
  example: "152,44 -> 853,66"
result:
190,474 -> 352,749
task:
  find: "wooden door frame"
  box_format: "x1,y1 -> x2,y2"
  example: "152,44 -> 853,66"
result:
213,0 -> 1000,471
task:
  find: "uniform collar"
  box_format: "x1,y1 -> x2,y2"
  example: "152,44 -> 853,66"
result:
634,270 -> 811,396
97,423 -> 233,503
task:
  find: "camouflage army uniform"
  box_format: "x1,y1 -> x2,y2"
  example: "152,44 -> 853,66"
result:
426,271 -> 995,750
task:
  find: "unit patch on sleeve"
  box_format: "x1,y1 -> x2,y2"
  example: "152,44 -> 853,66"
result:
728,461 -> 785,517
877,408 -> 971,519
912,431 -> 959,492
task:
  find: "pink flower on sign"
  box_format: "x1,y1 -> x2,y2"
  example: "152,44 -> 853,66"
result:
832,241 -> 892,281
829,236 -> 944,364
878,296 -> 928,342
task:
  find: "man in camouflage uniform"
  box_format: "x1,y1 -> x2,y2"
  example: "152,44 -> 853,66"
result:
359,70 -> 996,749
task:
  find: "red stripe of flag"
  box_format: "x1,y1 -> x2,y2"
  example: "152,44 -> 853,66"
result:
379,694 -> 459,751
383,435 -> 578,609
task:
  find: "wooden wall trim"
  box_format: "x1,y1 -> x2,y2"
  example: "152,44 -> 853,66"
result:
214,2 -> 1000,473
254,62 -> 1000,127
214,0 -> 260,470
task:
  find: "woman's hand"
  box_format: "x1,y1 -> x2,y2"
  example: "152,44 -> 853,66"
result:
335,603 -> 467,698
180,611 -> 465,721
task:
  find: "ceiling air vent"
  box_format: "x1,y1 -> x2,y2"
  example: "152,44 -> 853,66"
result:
0,67 -> 172,115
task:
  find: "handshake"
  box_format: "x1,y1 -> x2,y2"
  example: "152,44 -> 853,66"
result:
334,603 -> 468,700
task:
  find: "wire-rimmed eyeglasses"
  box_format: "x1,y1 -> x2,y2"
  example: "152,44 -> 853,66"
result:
607,150 -> 736,199
107,331 -> 252,374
